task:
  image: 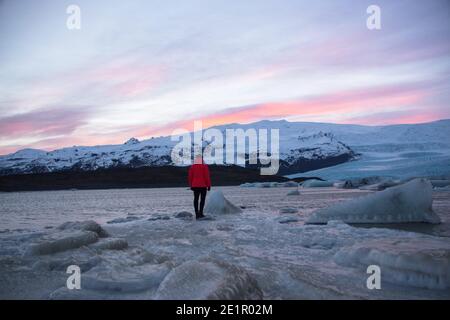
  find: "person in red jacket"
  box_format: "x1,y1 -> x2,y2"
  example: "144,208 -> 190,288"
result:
188,155 -> 211,219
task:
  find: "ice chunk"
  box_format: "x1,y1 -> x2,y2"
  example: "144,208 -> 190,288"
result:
359,179 -> 400,191
240,181 -> 298,188
26,230 -> 99,255
58,220 -> 108,237
287,189 -> 300,196
279,207 -> 298,214
339,176 -> 385,189
154,258 -> 262,299
82,262 -> 171,293
283,181 -> 299,187
174,211 -> 193,219
107,216 -> 141,224
302,179 -> 333,188
49,262 -> 171,297
255,182 -> 272,188
277,217 -> 299,224
430,180 -> 450,188
147,215 -> 170,221
204,190 -> 242,215
239,182 -> 255,187
306,178 -> 440,224
334,238 -> 450,289
89,238 -> 128,251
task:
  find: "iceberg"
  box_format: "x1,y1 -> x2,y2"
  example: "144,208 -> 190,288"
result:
204,190 -> 242,215
306,178 -> 440,224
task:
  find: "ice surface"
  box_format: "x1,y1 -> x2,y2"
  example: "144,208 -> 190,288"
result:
154,258 -> 263,300
204,190 -> 242,215
1,186 -> 449,300
306,179 -> 441,224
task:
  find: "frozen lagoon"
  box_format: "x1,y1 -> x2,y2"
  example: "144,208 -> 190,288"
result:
0,186 -> 449,299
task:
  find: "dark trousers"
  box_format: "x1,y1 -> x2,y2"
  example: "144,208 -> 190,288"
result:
192,187 -> 207,217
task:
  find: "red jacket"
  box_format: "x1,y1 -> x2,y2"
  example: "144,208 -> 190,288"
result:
188,164 -> 211,188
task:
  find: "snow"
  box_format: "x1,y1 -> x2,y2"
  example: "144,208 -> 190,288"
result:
204,190 -> 242,215
306,179 -> 441,224
154,258 -> 263,300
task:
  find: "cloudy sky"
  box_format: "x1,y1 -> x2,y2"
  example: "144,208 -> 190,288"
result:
0,0 -> 449,154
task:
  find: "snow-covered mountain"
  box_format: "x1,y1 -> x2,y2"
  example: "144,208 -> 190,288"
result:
0,119 -> 449,177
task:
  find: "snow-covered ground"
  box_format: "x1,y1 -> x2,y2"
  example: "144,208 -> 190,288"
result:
0,186 -> 449,299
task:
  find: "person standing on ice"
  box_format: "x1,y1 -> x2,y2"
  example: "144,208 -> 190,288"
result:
188,155 -> 211,219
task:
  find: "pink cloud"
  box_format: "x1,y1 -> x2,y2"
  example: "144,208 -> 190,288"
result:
133,82 -> 431,137
0,106 -> 92,138
0,81 -> 446,156
84,60 -> 166,98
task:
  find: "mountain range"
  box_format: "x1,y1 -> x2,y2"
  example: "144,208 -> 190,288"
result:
1,119 -> 449,178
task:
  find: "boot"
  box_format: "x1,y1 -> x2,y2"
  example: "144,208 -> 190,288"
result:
194,207 -> 200,219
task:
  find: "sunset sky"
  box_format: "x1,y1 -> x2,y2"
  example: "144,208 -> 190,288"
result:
0,0 -> 449,155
